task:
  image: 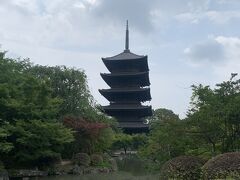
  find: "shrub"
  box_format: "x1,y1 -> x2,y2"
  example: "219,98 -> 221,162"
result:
102,153 -> 112,163
91,154 -> 103,166
0,160 -> 4,170
73,153 -> 90,167
160,155 -> 204,180
202,152 -> 240,179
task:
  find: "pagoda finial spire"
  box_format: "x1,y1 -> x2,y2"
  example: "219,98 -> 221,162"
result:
125,20 -> 130,52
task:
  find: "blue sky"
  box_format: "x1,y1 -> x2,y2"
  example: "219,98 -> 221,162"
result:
0,0 -> 240,118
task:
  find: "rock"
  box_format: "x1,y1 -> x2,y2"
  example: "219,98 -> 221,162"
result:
72,165 -> 83,175
90,154 -> 103,166
73,153 -> 90,167
52,160 -> 74,175
109,158 -> 118,171
98,167 -> 110,173
8,169 -> 48,178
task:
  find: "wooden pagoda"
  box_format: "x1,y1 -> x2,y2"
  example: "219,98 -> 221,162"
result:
99,21 -> 152,133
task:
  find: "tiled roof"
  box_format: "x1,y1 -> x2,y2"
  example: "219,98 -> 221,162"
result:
103,51 -> 145,60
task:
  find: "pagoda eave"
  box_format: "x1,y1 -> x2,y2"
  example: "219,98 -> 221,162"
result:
102,57 -> 149,73
99,88 -> 151,102
100,72 -> 150,87
102,105 -> 153,117
118,122 -> 149,128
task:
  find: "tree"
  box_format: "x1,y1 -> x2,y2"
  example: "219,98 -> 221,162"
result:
0,127 -> 13,154
63,116 -> 114,155
112,133 -> 133,154
186,75 -> 240,156
0,55 -> 61,123
29,65 -> 94,118
0,52 -> 74,168
3,120 -> 73,168
139,108 -> 188,166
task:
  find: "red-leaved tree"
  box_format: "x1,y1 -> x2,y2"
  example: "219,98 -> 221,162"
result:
63,116 -> 110,154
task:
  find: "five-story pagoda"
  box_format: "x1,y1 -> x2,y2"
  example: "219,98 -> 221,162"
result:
99,21 -> 152,133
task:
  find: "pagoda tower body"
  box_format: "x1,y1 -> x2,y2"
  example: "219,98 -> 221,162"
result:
99,21 -> 152,133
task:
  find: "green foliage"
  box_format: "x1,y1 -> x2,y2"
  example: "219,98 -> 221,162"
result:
131,134 -> 147,150
139,108 -> 188,167
186,76 -> 240,155
91,154 -> 103,166
63,116 -> 115,155
112,133 -> 133,154
150,108 -> 179,124
0,160 -> 4,170
202,152 -> 240,179
0,52 -> 74,168
0,50 -> 117,169
94,127 -> 115,153
0,55 -> 62,122
29,65 -> 93,118
73,153 -> 90,166
29,64 -> 117,157
111,133 -> 147,155
0,127 -> 13,153
3,120 -> 73,167
139,76 -> 240,174
160,156 -> 205,180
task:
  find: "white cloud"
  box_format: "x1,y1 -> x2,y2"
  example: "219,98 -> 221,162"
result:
214,36 -> 240,79
184,38 -> 225,64
176,10 -> 240,24
184,36 -> 240,80
175,12 -> 201,24
206,11 -> 240,24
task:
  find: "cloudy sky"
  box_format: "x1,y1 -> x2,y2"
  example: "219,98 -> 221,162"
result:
0,0 -> 240,118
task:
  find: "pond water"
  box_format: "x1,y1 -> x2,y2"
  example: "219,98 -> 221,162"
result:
35,172 -> 160,180
33,156 -> 161,180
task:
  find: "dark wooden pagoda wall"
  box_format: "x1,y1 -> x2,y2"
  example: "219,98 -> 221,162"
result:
99,53 -> 152,133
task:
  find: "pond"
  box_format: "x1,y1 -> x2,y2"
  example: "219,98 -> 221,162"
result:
33,156 -> 161,180
35,172 -> 160,180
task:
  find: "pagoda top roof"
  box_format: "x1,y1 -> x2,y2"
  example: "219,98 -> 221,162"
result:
102,50 -> 146,61
103,21 -> 146,61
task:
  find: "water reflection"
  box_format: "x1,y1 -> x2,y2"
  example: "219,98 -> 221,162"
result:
34,172 -> 160,180
32,156 -> 160,180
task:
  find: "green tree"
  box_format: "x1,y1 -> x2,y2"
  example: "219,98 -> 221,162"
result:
186,75 -> 240,156
0,54 -> 61,122
29,65 -> 94,118
3,120 -> 73,168
112,133 -> 133,154
139,109 -> 188,166
0,52 -> 73,168
0,127 -> 13,153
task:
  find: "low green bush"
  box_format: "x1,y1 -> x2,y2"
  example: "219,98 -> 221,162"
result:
202,152 -> 240,179
91,154 -> 103,166
102,153 -> 111,162
160,155 -> 204,180
73,153 -> 90,167
0,160 -> 4,170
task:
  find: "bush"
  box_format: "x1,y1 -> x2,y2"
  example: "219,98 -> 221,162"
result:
0,160 -> 4,170
91,154 -> 103,166
160,155 -> 204,180
102,153 -> 111,163
73,153 -> 90,167
202,152 -> 240,179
